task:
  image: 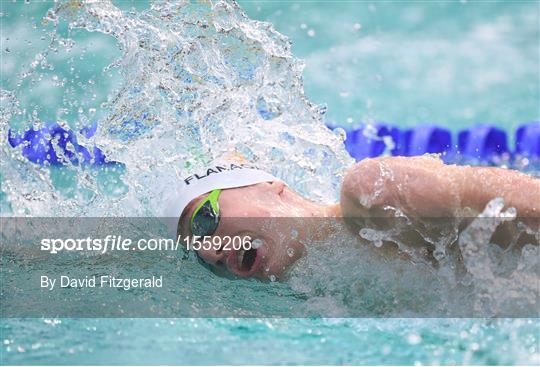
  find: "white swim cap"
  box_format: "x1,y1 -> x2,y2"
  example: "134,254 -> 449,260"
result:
162,157 -> 277,236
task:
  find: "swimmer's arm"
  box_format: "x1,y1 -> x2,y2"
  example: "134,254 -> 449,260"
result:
340,156 -> 540,225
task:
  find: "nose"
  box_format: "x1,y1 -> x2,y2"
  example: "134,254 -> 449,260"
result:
196,247 -> 226,266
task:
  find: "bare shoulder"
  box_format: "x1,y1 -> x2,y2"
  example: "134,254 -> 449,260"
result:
341,155 -> 540,223
341,155 -> 447,199
340,155 -> 461,218
344,156 -> 446,181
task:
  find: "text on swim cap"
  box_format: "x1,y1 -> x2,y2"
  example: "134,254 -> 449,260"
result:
183,163 -> 260,185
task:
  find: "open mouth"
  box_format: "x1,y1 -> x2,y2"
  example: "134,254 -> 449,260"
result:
237,248 -> 257,271
227,246 -> 265,277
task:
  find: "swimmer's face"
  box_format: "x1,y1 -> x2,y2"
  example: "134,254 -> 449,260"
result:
179,181 -> 314,280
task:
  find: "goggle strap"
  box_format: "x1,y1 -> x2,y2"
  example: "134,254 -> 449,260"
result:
207,189 -> 221,213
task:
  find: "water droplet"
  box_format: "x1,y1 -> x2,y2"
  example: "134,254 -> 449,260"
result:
433,249 -> 445,261
333,127 -> 346,142
307,29 -> 316,37
252,238 -> 262,249
287,248 -> 295,257
316,104 -> 327,115
269,274 -> 276,282
407,333 -> 422,345
360,228 -> 385,247
257,95 -> 282,120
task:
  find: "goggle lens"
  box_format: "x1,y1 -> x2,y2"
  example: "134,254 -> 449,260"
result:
190,197 -> 220,237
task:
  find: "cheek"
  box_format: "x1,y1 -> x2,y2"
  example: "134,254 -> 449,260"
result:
263,242 -> 303,278
219,195 -> 250,216
223,196 -> 276,217
281,239 -> 304,263
262,231 -> 304,274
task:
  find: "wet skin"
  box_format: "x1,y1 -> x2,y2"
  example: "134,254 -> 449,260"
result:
179,156 -> 540,280
178,181 -> 341,280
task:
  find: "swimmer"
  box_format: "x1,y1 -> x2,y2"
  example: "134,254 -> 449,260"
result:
164,155 -> 540,280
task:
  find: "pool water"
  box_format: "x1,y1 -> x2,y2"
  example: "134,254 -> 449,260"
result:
1,0 -> 539,365
239,0 -> 539,131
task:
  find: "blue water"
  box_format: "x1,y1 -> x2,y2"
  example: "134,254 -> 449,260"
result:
1,0 -> 539,365
239,0 -> 540,131
3,318 -> 539,365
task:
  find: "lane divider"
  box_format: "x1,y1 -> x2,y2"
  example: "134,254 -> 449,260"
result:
330,121 -> 539,162
8,121 -> 121,167
6,121 -> 540,166
515,122 -> 540,159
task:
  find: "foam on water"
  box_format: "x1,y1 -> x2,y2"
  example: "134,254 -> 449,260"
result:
285,195 -> 539,317
1,0 -> 353,218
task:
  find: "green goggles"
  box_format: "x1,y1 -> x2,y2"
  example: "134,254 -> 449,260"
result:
190,189 -> 222,237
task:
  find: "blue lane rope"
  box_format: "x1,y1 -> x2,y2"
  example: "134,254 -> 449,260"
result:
401,125 -> 452,158
331,121 -> 539,162
515,122 -> 540,159
5,120 -> 540,166
8,121 -> 121,167
344,123 -> 400,160
458,125 -> 509,161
